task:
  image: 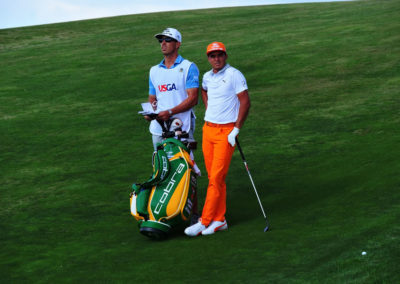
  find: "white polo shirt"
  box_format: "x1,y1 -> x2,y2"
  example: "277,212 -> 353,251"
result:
202,64 -> 248,124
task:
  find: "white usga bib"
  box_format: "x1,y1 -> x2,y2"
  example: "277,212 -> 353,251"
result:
149,59 -> 194,136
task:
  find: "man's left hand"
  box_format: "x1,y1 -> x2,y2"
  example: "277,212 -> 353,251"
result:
227,127 -> 240,146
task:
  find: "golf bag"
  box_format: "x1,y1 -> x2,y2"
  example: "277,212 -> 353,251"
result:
130,119 -> 197,239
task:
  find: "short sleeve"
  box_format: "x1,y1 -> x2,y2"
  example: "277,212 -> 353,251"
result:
149,72 -> 156,95
233,69 -> 248,94
202,74 -> 208,91
186,63 -> 200,89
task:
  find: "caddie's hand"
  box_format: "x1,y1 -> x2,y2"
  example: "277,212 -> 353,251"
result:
227,127 -> 240,146
144,115 -> 152,121
156,110 -> 171,121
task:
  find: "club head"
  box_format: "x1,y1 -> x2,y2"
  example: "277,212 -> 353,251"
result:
263,221 -> 270,232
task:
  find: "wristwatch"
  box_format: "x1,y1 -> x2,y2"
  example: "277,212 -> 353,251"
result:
168,109 -> 173,115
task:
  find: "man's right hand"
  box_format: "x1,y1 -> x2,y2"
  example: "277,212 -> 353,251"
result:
156,110 -> 171,121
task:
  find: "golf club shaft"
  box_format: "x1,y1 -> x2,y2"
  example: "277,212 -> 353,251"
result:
235,137 -> 268,220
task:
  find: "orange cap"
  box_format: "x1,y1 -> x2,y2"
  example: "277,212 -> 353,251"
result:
206,42 -> 226,55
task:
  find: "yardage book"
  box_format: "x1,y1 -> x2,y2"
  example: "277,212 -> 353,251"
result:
138,102 -> 158,116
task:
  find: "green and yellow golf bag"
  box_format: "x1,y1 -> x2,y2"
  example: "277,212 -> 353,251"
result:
130,138 -> 197,239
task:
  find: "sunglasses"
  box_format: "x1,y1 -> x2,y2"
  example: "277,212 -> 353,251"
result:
158,37 -> 176,43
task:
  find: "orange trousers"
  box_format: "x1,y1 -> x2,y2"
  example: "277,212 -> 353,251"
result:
201,122 -> 235,226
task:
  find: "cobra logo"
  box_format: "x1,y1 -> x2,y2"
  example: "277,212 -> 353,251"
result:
160,156 -> 168,180
154,163 -> 185,214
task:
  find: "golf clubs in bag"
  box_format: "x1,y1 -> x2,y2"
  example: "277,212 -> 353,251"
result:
130,118 -> 198,239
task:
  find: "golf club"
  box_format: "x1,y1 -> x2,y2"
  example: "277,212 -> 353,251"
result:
235,137 -> 270,232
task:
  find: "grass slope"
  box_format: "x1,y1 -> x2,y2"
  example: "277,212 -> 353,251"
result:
1,0 -> 399,282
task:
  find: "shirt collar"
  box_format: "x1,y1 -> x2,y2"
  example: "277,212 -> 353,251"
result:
211,63 -> 230,75
159,55 -> 184,69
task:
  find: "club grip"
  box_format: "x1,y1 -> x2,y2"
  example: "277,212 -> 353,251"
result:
235,137 -> 246,162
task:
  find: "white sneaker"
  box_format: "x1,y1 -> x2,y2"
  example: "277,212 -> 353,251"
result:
184,221 -> 206,237
201,220 -> 228,235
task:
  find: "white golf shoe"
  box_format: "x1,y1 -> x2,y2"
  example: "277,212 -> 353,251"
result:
201,220 -> 228,235
184,221 -> 206,237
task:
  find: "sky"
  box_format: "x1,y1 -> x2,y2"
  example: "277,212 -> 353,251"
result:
0,0 -> 351,30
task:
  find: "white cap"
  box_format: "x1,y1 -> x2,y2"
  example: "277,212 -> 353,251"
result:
155,28 -> 182,42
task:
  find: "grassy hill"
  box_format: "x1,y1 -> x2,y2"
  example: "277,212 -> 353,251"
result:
1,0 -> 399,282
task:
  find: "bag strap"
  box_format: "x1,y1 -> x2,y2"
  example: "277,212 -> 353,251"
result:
140,147 -> 170,190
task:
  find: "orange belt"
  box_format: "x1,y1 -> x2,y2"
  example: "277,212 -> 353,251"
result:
205,121 -> 235,128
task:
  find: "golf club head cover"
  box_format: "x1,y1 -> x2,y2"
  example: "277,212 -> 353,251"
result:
170,118 -> 183,131
227,127 -> 240,146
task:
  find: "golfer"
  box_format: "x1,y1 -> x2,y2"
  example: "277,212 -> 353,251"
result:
185,42 -> 250,236
145,27 -> 200,151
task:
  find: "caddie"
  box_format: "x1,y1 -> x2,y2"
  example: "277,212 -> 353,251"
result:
185,42 -> 251,236
145,27 -> 199,151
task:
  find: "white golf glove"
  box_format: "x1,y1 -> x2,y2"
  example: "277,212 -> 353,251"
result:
227,127 -> 240,146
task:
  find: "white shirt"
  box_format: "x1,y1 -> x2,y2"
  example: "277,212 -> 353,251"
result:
202,64 -> 248,124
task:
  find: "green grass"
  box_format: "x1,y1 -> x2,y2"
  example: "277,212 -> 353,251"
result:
1,0 -> 400,282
